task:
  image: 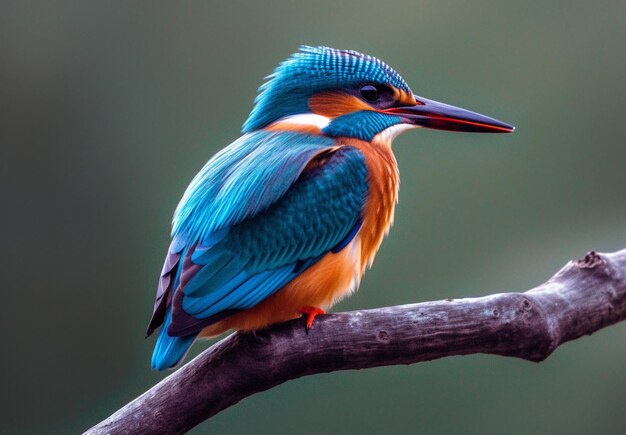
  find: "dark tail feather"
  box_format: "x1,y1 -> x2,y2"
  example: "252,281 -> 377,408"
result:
151,310 -> 197,371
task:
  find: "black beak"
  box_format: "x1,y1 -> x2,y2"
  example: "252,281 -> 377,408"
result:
384,95 -> 514,133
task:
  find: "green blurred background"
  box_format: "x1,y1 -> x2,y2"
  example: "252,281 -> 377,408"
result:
2,1 -> 625,433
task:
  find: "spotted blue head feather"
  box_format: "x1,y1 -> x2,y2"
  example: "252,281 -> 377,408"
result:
242,46 -> 413,133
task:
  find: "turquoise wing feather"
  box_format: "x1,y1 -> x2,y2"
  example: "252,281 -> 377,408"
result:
147,130 -> 335,335
172,130 -> 338,247
170,144 -> 367,335
148,131 -> 368,370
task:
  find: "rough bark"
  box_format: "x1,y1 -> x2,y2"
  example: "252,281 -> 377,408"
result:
87,249 -> 626,435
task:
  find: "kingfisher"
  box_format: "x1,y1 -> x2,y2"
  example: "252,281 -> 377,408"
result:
146,46 -> 513,370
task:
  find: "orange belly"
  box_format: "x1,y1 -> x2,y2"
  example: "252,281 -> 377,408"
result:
199,238 -> 361,337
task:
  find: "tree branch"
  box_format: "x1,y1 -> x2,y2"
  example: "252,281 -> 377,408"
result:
87,249 -> 626,435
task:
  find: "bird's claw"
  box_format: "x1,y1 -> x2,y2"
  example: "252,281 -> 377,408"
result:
298,306 -> 326,333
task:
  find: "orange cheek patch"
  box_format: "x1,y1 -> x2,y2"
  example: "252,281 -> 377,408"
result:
265,122 -> 322,135
309,92 -> 373,117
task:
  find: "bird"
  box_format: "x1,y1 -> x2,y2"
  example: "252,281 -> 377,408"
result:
146,46 -> 514,370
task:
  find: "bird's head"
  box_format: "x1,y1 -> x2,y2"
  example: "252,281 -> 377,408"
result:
243,46 -> 513,143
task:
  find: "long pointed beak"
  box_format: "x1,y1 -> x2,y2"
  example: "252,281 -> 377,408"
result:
384,95 -> 514,133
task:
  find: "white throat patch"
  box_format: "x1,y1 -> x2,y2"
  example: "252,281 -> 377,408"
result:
373,124 -> 419,145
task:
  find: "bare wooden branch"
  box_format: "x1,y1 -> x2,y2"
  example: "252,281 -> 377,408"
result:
87,249 -> 626,435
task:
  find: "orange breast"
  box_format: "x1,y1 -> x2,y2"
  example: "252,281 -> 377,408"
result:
199,139 -> 399,338
344,137 -> 400,273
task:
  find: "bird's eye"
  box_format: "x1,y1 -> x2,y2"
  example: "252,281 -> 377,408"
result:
360,84 -> 380,102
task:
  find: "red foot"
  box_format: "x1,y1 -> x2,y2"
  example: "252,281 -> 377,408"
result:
298,306 -> 326,333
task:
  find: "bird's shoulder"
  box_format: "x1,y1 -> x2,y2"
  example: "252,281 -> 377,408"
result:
171,130 -> 367,248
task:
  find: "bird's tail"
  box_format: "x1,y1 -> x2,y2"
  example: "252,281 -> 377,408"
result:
151,310 -> 197,371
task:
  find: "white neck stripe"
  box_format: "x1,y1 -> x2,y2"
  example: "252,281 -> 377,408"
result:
272,113 -> 331,129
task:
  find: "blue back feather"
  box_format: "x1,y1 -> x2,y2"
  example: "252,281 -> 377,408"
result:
150,131 -> 369,368
172,131 -> 335,248
171,145 -> 367,334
